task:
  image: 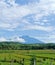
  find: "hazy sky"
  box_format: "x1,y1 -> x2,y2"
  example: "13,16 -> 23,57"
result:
0,0 -> 55,43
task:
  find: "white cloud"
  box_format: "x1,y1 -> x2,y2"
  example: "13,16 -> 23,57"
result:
0,37 -> 7,41
22,25 -> 54,32
34,21 -> 45,25
10,36 -> 25,42
43,19 -> 48,23
0,0 -> 31,19
0,36 -> 25,42
7,0 -> 18,6
1,0 -> 55,43
39,0 -> 55,13
0,0 -> 55,32
0,22 -> 19,31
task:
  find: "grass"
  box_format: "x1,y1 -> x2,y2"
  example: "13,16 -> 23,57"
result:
0,50 -> 55,65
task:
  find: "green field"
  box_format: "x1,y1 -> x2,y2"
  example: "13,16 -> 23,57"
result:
0,50 -> 55,65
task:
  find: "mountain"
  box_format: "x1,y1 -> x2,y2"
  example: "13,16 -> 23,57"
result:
21,35 -> 43,44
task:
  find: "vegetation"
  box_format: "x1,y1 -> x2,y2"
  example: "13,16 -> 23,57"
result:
0,42 -> 55,65
0,50 -> 54,65
0,42 -> 55,50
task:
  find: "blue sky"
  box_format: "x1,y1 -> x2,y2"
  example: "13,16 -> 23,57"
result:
0,0 -> 55,43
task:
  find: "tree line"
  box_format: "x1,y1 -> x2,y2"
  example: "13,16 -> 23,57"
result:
0,42 -> 55,50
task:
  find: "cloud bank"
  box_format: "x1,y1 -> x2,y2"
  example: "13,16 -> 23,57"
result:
0,0 -> 55,42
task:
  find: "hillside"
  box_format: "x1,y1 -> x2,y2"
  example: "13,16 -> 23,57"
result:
21,35 -> 43,44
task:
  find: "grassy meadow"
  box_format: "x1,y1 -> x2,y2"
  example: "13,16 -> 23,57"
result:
0,50 -> 55,65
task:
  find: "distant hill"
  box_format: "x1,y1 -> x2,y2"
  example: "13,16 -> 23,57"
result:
21,35 -> 43,44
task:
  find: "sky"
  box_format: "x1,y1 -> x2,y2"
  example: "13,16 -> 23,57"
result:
0,0 -> 55,43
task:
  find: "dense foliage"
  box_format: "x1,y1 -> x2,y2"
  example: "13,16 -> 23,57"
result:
0,42 -> 55,50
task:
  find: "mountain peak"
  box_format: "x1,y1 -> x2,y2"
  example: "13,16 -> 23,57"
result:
21,35 -> 43,44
